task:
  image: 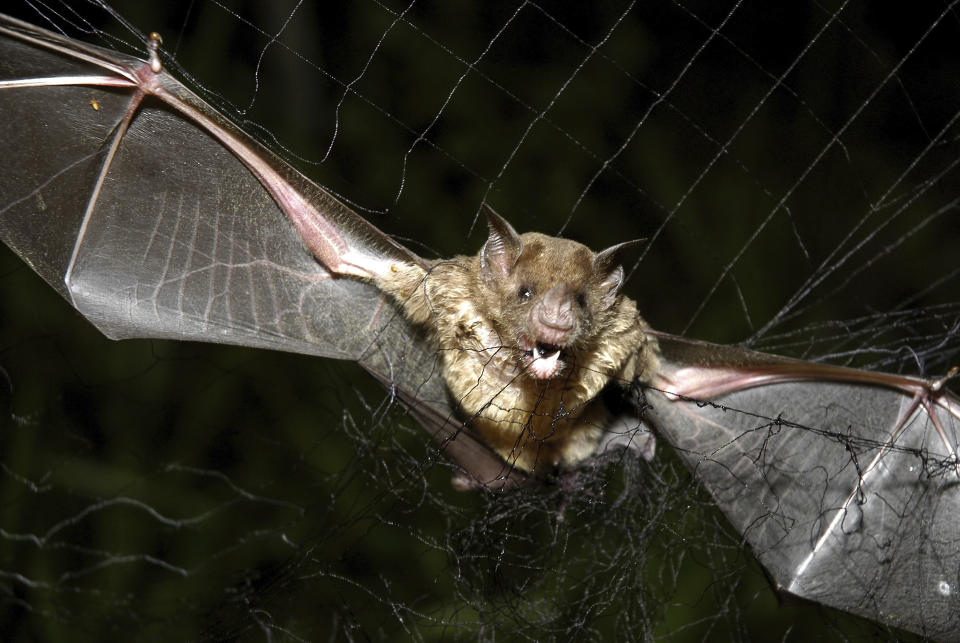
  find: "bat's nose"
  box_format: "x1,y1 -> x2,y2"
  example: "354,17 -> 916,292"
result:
534,283 -> 575,338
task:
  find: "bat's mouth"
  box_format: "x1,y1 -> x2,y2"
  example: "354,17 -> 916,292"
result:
519,337 -> 566,379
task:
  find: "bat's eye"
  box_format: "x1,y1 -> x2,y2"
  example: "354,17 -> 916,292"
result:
576,293 -> 587,308
517,285 -> 533,300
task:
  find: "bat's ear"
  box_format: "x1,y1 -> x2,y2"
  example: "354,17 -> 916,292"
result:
593,238 -> 645,309
480,204 -> 523,287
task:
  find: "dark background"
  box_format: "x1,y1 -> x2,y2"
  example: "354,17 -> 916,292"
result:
1,1 -> 958,640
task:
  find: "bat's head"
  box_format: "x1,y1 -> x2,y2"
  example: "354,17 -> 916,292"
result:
477,208 -> 641,379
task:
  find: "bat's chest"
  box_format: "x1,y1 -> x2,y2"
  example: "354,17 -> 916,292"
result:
441,303 -> 591,404
437,304 -> 606,471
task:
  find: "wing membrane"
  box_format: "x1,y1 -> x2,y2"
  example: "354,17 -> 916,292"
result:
0,15 -> 374,358
644,332 -> 960,637
0,14 -> 525,487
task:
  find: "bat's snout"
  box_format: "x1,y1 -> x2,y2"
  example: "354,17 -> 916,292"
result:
531,283 -> 575,346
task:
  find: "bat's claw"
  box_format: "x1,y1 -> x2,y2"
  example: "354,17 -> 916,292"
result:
147,32 -> 163,73
929,365 -> 959,393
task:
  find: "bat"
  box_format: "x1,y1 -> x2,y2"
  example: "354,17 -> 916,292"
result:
1,7 -> 958,641
370,207 -> 658,476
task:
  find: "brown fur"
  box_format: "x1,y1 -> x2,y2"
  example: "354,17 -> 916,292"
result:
377,229 -> 657,474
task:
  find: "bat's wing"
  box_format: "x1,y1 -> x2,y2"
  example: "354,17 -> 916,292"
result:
641,331 -> 960,638
0,14 -> 527,489
0,14 -> 404,358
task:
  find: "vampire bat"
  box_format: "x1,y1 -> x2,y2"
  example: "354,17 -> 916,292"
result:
1,11 -> 959,640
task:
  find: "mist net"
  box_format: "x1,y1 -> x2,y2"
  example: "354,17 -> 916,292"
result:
1,1 -> 959,640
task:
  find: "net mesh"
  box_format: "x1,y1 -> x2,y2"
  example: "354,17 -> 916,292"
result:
1,0 -> 959,640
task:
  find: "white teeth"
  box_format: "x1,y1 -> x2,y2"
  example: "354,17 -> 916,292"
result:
530,349 -> 561,378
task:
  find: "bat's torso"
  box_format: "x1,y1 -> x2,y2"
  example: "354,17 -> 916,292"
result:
380,257 -> 655,473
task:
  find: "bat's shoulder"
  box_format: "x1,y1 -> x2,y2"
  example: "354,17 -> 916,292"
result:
591,297 -> 660,387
